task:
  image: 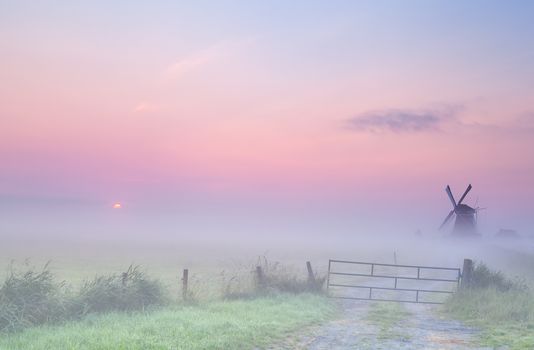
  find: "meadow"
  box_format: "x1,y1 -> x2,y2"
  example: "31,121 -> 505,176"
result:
1,233 -> 534,349
0,254 -> 333,349
0,294 -> 334,350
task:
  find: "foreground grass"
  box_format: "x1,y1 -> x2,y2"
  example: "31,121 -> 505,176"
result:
0,294 -> 335,350
444,288 -> 534,350
366,302 -> 411,341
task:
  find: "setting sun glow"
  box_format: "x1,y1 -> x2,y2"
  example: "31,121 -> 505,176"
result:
112,203 -> 122,209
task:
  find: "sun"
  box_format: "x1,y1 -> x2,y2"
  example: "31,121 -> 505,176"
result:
113,202 -> 122,209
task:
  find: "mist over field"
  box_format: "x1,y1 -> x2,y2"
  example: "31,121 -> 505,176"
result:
2,1 -> 534,349
2,189 -> 533,285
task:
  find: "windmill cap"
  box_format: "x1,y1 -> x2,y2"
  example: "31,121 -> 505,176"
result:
455,203 -> 476,213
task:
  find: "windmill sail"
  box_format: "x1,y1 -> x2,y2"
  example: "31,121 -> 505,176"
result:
457,184 -> 472,205
439,209 -> 455,229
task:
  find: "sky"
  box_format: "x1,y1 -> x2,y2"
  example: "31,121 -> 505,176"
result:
1,0 -> 534,238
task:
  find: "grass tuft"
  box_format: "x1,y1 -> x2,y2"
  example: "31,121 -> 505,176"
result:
0,262 -> 70,332
75,264 -> 167,315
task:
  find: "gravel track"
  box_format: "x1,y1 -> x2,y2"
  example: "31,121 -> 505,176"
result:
270,300 -> 494,350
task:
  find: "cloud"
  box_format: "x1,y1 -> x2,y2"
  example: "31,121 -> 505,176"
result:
515,111 -> 534,127
132,102 -> 161,113
166,48 -> 218,78
345,108 -> 457,133
165,38 -> 255,79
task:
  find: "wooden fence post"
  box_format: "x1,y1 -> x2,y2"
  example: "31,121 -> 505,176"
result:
306,261 -> 315,283
255,266 -> 264,289
182,269 -> 189,301
461,259 -> 473,289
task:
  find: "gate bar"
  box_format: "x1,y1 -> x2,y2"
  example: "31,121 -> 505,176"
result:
328,283 -> 455,294
329,271 -> 459,283
329,259 -> 461,272
330,295 -> 444,305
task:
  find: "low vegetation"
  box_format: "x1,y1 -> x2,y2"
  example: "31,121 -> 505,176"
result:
0,263 -> 167,332
0,263 -> 70,332
0,260 -> 332,349
0,294 -> 334,350
444,262 -> 534,350
76,265 -> 167,314
222,257 -> 326,299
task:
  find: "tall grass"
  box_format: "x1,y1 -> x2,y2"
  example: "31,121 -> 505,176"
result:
444,262 -> 534,349
76,265 -> 166,315
445,262 -> 531,323
468,263 -> 526,291
222,257 -> 325,299
1,259 -> 325,333
0,263 -> 166,332
0,263 -> 70,332
256,257 -> 325,294
445,288 -> 534,324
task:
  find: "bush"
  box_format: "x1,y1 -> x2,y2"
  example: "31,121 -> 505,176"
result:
74,265 -> 167,315
0,262 -> 71,332
469,262 -> 526,292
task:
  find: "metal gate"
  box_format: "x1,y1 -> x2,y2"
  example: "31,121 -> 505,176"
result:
326,259 -> 461,304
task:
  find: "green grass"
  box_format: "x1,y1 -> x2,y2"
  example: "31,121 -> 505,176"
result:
365,302 -> 411,341
0,264 -> 168,332
0,294 -> 335,350
443,262 -> 534,350
444,288 -> 534,350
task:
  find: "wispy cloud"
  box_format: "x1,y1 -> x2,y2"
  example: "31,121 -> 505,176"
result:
165,39 -> 254,79
132,102 -> 161,113
166,47 -> 220,78
345,107 -> 458,133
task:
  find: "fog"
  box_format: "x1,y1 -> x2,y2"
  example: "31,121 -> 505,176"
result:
2,192 -> 533,285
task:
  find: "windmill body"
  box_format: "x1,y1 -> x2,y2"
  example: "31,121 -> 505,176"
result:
452,203 -> 477,235
440,184 -> 479,236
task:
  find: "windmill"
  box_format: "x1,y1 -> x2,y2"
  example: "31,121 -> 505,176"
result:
439,184 -> 479,236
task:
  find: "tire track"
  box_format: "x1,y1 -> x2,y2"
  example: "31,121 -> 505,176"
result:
273,300 -> 492,350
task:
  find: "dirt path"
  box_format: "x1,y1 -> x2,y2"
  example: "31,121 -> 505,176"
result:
272,300 -> 493,350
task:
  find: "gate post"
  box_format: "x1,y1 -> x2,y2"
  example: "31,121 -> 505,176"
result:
255,266 -> 265,289
461,259 -> 473,289
326,260 -> 331,293
182,268 -> 189,301
306,261 -> 315,283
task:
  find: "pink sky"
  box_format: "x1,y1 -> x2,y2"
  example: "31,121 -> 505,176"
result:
1,1 -> 534,234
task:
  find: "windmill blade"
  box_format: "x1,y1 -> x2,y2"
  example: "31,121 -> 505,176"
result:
445,185 -> 457,208
457,184 -> 472,205
439,210 -> 455,230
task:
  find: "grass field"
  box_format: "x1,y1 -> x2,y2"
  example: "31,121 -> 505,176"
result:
443,263 -> 534,350
2,235 -> 534,349
0,294 -> 335,350
444,288 -> 534,350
